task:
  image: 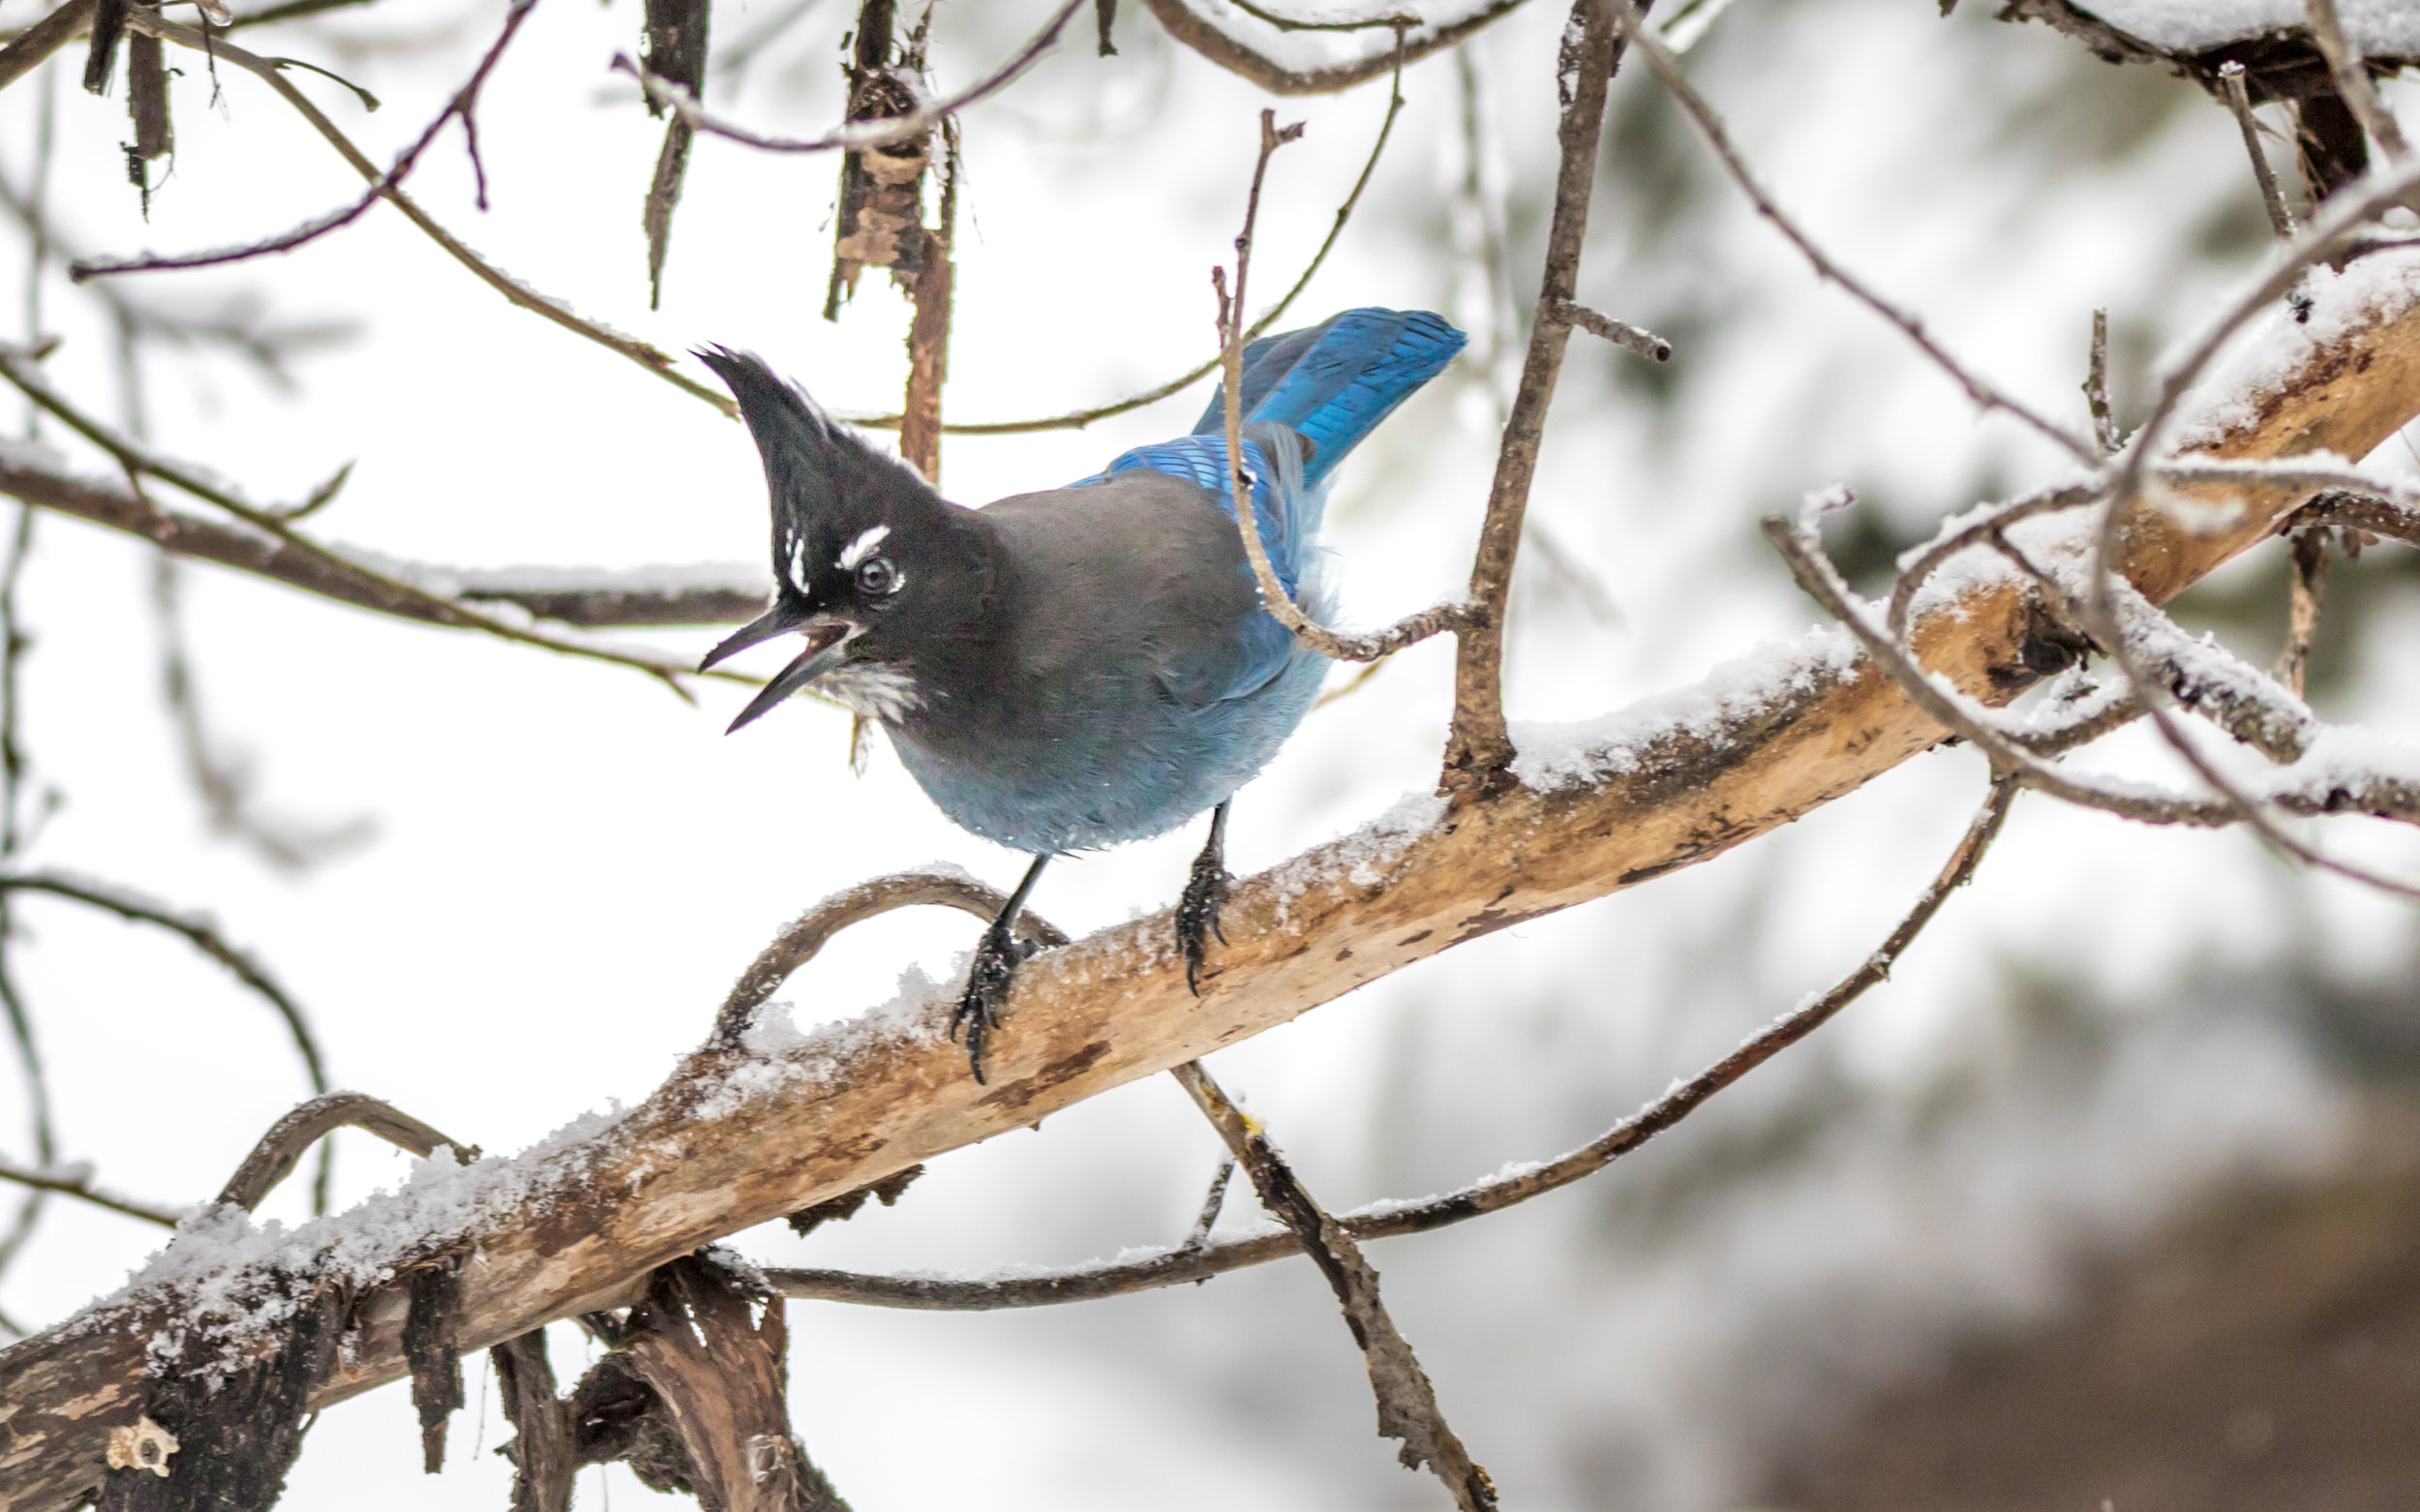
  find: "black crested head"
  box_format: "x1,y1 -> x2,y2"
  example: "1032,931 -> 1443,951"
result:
697,347 -> 953,595
695,348 -> 993,728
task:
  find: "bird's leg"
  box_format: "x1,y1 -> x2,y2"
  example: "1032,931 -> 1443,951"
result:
1177,801 -> 1233,996
951,854 -> 1051,1082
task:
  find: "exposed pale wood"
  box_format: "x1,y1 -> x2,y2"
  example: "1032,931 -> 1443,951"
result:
5,281 -> 2420,1512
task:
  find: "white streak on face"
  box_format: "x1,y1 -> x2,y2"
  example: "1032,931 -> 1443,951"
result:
837,525 -> 892,571
813,661 -> 923,722
785,532 -> 810,593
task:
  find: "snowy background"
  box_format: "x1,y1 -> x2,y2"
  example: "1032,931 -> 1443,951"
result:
2,0 -> 2418,1508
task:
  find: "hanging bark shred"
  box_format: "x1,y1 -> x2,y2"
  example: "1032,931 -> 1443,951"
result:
127,29 -> 170,160
82,0 -> 126,92
1170,1062 -> 1499,1512
784,1163 -> 923,1237
97,1288 -> 342,1512
578,1253 -> 850,1512
896,128 -> 957,485
2295,89 -> 2371,200
491,1330 -> 577,1512
1094,0 -> 1118,55
404,1254 -> 466,1474
822,0 -> 929,321
640,0 -> 711,309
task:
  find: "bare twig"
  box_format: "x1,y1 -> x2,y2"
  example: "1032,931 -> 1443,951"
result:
1171,1059 -> 1498,1511
1138,0 -> 1525,96
1884,481 -> 2101,643
2084,308 -> 2120,453
851,38 -> 1409,437
215,1092 -> 473,1213
2276,527 -> 2329,696
2219,62 -> 2299,239
75,1 -> 538,279
0,1157 -> 178,1226
1216,111 -> 1480,663
0,873 -> 338,1208
1181,1157 -> 1234,1249
1610,0 -> 2095,463
1226,0 -> 1416,32
773,773 -> 2018,1313
2304,0 -> 2409,162
1440,0 -> 1628,793
615,0 -> 1086,156
1768,502 -> 2237,828
1554,298 -> 1671,362
714,870 -> 1068,1047
0,349 -> 723,688
108,13 -> 737,417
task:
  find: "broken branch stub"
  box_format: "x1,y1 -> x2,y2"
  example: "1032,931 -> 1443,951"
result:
585,1254 -> 849,1512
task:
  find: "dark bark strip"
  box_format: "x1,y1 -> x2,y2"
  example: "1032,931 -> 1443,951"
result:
404,1255 -> 466,1474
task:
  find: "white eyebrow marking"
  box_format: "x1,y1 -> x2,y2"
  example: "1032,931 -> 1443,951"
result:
837,525 -> 892,570
786,533 -> 810,593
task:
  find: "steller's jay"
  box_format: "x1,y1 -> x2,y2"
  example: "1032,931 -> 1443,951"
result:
698,308 -> 1465,1079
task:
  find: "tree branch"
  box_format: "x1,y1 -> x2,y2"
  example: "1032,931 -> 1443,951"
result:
771,771 -> 2014,1311
1439,0 -> 1627,793
1139,0 -> 1526,96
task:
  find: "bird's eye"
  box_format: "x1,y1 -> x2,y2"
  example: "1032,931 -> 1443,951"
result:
857,557 -> 900,596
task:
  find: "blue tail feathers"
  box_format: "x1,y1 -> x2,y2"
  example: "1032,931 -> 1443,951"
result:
1191,308 -> 1466,491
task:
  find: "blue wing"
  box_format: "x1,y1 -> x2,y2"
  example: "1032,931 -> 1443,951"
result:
1194,308 -> 1467,492
1071,307 -> 1466,704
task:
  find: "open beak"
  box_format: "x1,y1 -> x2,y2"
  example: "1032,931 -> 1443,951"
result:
705,606 -> 858,734
700,600 -> 817,673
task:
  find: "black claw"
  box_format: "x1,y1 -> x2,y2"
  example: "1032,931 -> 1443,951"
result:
1177,853 -> 1232,997
951,922 -> 1031,1083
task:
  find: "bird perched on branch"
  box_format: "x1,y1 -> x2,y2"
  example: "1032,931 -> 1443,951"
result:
699,309 -> 1465,1078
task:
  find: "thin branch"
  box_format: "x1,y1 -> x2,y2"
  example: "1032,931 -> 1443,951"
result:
0,872 -> 331,1103
1884,481 -> 2101,643
2084,307 -> 2120,453
0,1158 -> 179,1227
1181,1157 -> 1234,1249
0,447 -> 765,641
74,0 -> 539,279
1440,0 -> 1628,792
1225,0 -> 1416,32
1138,0 -> 1527,96
1554,298 -> 1672,362
2218,62 -> 2299,239
2276,527 -> 2328,696
1216,111 -> 1480,663
1170,1059 -> 1498,1511
1608,0 -> 2097,464
613,0 -> 1087,155
1767,500 -> 2239,828
0,349 -> 722,688
216,1092 -> 474,1212
851,38 -> 1408,437
2304,0 -> 2409,162
714,870 -> 1068,1047
112,13 -> 737,418
771,773 -> 2017,1312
